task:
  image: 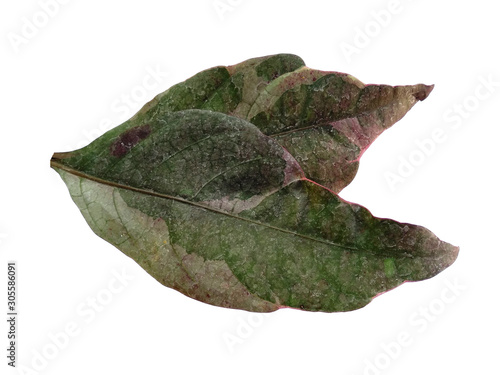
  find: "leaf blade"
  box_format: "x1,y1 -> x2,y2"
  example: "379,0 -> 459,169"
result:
105,54 -> 432,192
52,109 -> 458,312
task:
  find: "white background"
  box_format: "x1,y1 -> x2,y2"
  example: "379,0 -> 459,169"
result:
1,1 -> 499,374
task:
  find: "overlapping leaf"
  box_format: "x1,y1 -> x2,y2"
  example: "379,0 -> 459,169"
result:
106,54 -> 433,192
51,102 -> 458,311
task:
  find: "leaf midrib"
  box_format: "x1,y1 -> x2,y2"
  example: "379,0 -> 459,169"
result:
53,158 -> 335,248
242,73 -> 410,139
51,158 -> 401,258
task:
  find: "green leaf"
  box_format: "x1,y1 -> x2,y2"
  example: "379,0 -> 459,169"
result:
51,109 -> 458,312
108,54 -> 433,192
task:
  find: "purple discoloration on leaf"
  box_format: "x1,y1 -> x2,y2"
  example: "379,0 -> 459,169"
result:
413,84 -> 434,101
110,124 -> 152,157
50,56 -> 458,313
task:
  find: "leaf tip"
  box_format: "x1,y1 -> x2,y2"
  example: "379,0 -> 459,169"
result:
450,244 -> 460,264
413,84 -> 434,101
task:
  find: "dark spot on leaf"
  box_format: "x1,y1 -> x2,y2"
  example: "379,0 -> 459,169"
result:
110,124 -> 152,157
52,55 -> 458,313
413,84 -> 434,101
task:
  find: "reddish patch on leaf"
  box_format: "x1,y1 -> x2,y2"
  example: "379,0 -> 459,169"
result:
110,124 -> 152,157
413,84 -> 434,101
